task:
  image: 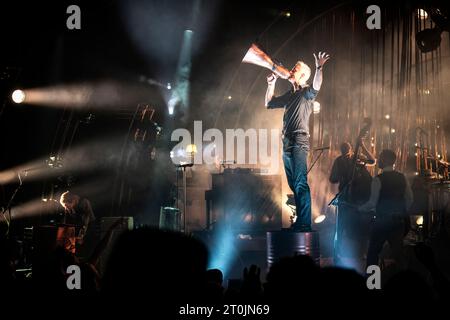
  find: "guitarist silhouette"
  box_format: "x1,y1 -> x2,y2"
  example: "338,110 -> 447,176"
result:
329,118 -> 375,265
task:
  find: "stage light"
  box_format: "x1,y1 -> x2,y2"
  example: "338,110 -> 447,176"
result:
238,234 -> 252,240
385,114 -> 390,119
168,96 -> 177,115
12,89 -> 25,104
186,144 -> 197,154
314,214 -> 326,224
416,28 -> 442,53
415,7 -> 450,53
46,156 -> 63,168
167,83 -> 172,90
285,12 -> 291,18
418,9 -> 428,20
11,84 -> 97,108
313,101 -> 321,114
416,216 -> 423,226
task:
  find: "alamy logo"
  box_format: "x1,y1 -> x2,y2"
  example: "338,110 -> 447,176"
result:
366,265 -> 381,289
66,5 -> 81,30
366,5 -> 381,30
66,265 -> 81,290
170,121 -> 280,172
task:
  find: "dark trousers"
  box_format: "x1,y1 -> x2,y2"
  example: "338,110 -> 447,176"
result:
366,216 -> 405,268
283,146 -> 311,228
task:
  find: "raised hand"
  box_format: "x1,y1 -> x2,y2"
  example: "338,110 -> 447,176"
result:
313,51 -> 330,68
241,264 -> 262,296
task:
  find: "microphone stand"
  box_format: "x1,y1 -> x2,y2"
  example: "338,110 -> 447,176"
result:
176,162 -> 194,233
2,172 -> 23,237
307,147 -> 329,175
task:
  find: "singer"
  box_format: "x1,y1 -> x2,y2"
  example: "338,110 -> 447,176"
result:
265,52 -> 330,231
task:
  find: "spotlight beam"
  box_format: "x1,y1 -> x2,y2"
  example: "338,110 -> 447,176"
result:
168,29 -> 194,114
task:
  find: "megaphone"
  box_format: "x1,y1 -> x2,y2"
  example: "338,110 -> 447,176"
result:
242,43 -> 291,79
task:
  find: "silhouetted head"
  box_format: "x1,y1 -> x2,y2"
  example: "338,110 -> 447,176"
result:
378,149 -> 396,169
384,270 -> 433,302
319,267 -> 367,301
206,268 -> 223,286
102,227 -> 209,301
265,255 -> 319,302
60,191 -> 80,211
340,142 -> 353,157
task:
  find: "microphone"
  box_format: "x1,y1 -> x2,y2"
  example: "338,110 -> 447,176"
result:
314,146 -> 330,151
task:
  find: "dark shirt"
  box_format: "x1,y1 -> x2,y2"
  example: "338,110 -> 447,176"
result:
267,86 -> 318,136
376,171 -> 407,216
63,198 -> 95,235
330,155 -> 354,192
329,155 -> 372,204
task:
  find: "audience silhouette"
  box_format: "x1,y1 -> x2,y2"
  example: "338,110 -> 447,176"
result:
1,227 -> 448,315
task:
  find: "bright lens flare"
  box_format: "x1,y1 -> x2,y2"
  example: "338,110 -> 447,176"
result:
314,214 -> 326,224
416,216 -> 423,226
186,144 -> 198,154
12,89 -> 26,104
417,9 -> 428,20
313,101 -> 321,114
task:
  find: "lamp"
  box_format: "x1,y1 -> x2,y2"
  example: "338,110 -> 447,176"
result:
416,7 -> 449,53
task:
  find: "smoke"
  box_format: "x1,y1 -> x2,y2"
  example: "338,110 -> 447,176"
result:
120,0 -> 220,80
20,80 -> 162,110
